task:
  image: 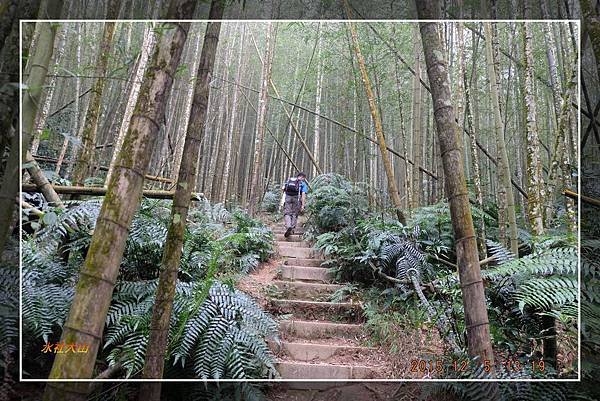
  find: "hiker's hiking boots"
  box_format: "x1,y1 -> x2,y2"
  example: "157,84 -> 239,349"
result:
284,227 -> 293,238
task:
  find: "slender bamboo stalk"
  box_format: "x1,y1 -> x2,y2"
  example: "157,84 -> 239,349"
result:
139,4 -> 223,398
345,3 -> 406,225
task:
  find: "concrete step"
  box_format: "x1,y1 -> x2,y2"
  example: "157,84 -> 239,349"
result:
276,361 -> 379,379
279,266 -> 331,283
279,320 -> 364,339
276,240 -> 311,248
278,246 -> 317,259
272,280 -> 342,299
275,234 -> 304,242
283,258 -> 324,267
273,341 -> 374,363
270,299 -> 362,323
272,228 -> 305,235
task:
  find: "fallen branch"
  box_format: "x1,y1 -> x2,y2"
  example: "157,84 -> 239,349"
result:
25,152 -> 64,207
564,189 -> 600,207
21,184 -> 203,200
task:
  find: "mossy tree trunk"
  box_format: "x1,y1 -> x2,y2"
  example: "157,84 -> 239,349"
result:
345,4 -> 406,225
0,3 -> 20,252
70,20 -> 115,186
138,3 -> 223,398
522,3 -> 554,366
416,1 -> 496,381
546,62 -> 577,233
43,9 -> 194,401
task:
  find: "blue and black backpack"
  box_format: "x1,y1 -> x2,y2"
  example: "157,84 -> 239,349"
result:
284,177 -> 301,196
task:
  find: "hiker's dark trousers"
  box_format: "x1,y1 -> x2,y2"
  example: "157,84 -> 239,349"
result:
284,194 -> 301,230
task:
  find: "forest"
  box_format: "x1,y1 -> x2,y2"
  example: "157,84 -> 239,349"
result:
0,0 -> 599,400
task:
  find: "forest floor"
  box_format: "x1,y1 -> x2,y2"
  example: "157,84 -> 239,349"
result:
237,217 -> 447,381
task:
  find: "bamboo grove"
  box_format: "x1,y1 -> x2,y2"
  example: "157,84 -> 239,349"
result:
1,0 -> 597,399
16,20 -> 579,230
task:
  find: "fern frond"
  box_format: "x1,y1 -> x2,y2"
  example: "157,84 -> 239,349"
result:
486,239 -> 516,264
515,276 -> 578,312
483,247 -> 577,280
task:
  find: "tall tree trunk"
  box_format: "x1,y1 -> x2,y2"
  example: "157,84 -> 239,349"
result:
464,23 -> 487,258
521,10 -> 554,367
417,2 -> 496,381
0,2 -> 62,253
542,18 -> 574,228
211,25 -> 235,202
248,22 -> 276,215
522,22 -> 545,236
56,23 -> 82,176
410,25 -> 423,209
540,3 -> 563,120
232,76 -> 252,199
345,7 -> 406,225
70,21 -> 116,186
312,26 -> 323,178
106,23 -> 156,184
205,38 -> 226,199
31,26 -> 66,154
484,22 -> 519,255
139,4 -> 223,398
581,0 -> 600,83
222,26 -> 246,203
44,12 -> 194,399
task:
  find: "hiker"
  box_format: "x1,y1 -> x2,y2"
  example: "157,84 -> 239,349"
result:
282,172 -> 308,237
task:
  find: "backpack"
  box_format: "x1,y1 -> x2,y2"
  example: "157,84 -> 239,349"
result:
284,177 -> 301,196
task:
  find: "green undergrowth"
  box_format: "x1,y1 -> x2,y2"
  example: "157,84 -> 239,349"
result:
20,197 -> 278,380
298,173 -> 580,380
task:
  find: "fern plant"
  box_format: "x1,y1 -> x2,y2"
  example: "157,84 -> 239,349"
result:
21,242 -> 75,351
0,257 -> 19,378
21,197 -> 278,380
105,280 -> 279,379
483,245 -> 577,315
305,173 -> 369,235
375,226 -> 460,353
482,240 -> 578,374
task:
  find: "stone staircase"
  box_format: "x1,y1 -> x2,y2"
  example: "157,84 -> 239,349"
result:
268,224 -> 382,380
